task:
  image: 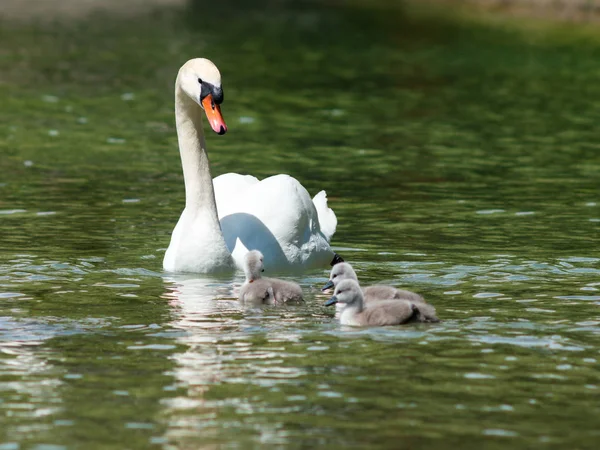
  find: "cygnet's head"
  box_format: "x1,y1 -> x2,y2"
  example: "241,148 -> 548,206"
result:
321,262 -> 358,291
177,58 -> 227,135
244,250 -> 265,282
324,279 -> 363,308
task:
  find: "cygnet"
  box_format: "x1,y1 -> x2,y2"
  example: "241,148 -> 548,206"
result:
322,262 -> 427,304
325,279 -> 439,326
238,250 -> 303,305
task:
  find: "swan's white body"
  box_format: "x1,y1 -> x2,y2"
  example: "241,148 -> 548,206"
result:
163,58 -> 337,273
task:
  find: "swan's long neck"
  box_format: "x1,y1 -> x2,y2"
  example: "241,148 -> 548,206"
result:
164,65 -> 233,273
175,85 -> 219,216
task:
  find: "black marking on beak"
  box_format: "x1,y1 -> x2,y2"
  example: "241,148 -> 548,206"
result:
199,81 -> 224,105
212,85 -> 223,104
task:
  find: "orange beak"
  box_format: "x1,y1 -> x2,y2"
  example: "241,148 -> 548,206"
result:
201,94 -> 227,135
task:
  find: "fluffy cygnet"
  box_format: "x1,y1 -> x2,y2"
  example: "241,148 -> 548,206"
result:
322,262 -> 427,304
325,279 -> 439,326
238,250 -> 303,305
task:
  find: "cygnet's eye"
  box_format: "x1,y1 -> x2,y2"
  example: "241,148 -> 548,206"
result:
198,78 -> 202,84
332,274 -> 337,278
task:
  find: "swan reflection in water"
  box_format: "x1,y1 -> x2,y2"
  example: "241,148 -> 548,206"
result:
160,274 -> 300,445
162,274 -> 240,330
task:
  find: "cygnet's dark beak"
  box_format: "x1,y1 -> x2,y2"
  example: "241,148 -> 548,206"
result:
321,280 -> 334,292
324,295 -> 338,307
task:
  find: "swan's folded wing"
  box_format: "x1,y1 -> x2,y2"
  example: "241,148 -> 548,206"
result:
312,190 -> 337,242
213,173 -> 260,217
215,174 -> 335,269
220,174 -> 316,239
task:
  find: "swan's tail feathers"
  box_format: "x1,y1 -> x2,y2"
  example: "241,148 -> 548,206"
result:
312,190 -> 337,242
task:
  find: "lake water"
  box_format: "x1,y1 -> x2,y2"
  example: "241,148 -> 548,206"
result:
1,1 -> 600,448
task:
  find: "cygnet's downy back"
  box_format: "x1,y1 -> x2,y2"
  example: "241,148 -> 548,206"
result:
239,250 -> 303,305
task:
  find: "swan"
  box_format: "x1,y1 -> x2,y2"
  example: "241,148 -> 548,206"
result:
324,279 -> 440,326
322,262 -> 428,304
238,250 -> 303,305
163,58 -> 341,273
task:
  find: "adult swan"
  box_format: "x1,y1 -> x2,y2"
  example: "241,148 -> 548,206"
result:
163,58 -> 341,273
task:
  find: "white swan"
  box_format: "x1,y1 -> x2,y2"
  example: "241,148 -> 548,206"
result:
163,58 -> 340,273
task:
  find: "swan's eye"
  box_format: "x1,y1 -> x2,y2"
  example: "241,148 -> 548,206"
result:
332,274 -> 337,278
198,78 -> 203,84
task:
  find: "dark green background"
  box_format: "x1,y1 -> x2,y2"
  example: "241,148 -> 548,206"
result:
1,1 -> 599,448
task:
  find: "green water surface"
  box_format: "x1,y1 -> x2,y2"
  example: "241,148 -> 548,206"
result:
1,1 -> 600,448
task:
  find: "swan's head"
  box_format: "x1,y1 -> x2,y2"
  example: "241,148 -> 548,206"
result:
324,279 -> 363,307
177,58 -> 227,135
244,250 -> 265,282
322,262 -> 358,291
